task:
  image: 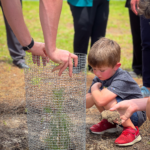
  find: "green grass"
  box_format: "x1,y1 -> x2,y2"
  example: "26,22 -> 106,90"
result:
0,1 -> 132,70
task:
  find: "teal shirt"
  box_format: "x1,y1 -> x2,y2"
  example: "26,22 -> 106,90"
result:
67,0 -> 93,7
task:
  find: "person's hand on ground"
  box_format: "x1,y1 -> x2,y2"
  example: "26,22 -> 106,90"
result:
27,42 -> 48,66
131,0 -> 140,15
49,48 -> 78,77
109,100 -> 138,124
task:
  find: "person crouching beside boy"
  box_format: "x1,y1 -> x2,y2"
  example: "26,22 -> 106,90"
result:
86,37 -> 146,146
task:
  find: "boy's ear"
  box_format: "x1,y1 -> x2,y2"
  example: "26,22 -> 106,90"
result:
114,62 -> 121,70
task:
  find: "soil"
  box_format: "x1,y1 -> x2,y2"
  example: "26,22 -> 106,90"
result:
0,61 -> 150,150
99,110 -> 122,125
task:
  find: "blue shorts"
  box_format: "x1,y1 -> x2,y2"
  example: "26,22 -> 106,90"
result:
116,97 -> 138,127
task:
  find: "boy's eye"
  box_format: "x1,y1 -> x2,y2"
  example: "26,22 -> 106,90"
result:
100,70 -> 105,72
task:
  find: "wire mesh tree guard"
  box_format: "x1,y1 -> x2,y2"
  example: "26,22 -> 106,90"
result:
24,54 -> 87,150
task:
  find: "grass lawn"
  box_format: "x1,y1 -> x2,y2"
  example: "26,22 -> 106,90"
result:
0,1 -> 132,71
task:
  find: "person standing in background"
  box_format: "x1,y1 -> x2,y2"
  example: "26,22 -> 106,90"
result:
0,0 -> 29,69
131,0 -> 150,97
67,0 -> 109,71
125,0 -> 142,77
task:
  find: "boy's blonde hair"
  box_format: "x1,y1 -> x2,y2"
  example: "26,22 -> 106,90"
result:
88,37 -> 121,68
138,0 -> 150,19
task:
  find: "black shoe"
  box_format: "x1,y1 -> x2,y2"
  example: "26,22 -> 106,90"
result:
15,62 -> 29,69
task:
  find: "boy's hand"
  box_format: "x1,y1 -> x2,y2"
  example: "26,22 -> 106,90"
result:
109,100 -> 137,124
91,82 -> 102,92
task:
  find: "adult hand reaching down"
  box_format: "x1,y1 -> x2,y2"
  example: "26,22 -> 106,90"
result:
50,48 -> 78,77
110,98 -> 148,124
27,42 -> 48,66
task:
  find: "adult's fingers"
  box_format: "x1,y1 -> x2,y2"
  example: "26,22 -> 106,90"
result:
113,118 -> 124,125
52,63 -> 64,72
71,53 -> 78,67
68,54 -> 73,77
42,57 -> 47,66
58,62 -> 69,76
46,57 -> 50,63
113,119 -> 119,124
32,55 -> 40,66
109,103 -> 121,111
32,55 -> 36,64
37,56 -> 40,66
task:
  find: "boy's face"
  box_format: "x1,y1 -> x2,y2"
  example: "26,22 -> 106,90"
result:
92,63 -> 121,81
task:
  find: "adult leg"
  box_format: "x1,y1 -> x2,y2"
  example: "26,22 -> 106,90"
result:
1,0 -> 29,68
140,16 -> 150,94
89,0 -> 109,70
68,3 -> 92,71
68,3 -> 91,54
90,0 -> 109,46
128,9 -> 142,76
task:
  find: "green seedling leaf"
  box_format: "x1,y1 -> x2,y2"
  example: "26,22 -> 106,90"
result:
25,108 -> 28,113
43,107 -> 52,113
3,121 -> 7,126
31,77 -> 41,85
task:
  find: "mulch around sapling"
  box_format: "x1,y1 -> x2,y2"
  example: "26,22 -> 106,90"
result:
0,62 -> 150,150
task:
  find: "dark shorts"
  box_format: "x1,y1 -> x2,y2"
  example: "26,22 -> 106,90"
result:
116,96 -> 139,127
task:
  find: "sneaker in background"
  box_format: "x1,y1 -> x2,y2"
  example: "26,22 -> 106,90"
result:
115,126 -> 141,146
141,86 -> 150,98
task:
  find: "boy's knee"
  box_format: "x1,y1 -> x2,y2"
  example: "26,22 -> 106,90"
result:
103,98 -> 117,110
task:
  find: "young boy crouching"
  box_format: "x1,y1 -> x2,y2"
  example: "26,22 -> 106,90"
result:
86,37 -> 146,146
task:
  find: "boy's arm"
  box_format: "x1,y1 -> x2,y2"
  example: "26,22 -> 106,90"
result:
39,0 -> 78,77
91,83 -> 117,107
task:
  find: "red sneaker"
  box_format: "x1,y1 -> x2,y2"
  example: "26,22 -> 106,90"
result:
115,126 -> 142,146
89,119 -> 117,134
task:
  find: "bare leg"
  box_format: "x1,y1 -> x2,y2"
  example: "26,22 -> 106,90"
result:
86,93 -> 95,108
86,93 -> 104,112
146,97 -> 150,120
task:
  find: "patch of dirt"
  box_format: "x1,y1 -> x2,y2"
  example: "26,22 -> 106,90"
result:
0,62 -> 150,150
99,110 -> 122,125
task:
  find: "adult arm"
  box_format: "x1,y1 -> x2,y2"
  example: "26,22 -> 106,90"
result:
39,0 -> 78,77
1,0 -> 46,59
110,98 -> 148,123
1,0 -> 78,75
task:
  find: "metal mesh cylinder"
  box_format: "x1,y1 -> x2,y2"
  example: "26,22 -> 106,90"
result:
24,54 -> 86,150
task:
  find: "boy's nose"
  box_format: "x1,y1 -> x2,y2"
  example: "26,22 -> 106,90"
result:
95,71 -> 101,77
